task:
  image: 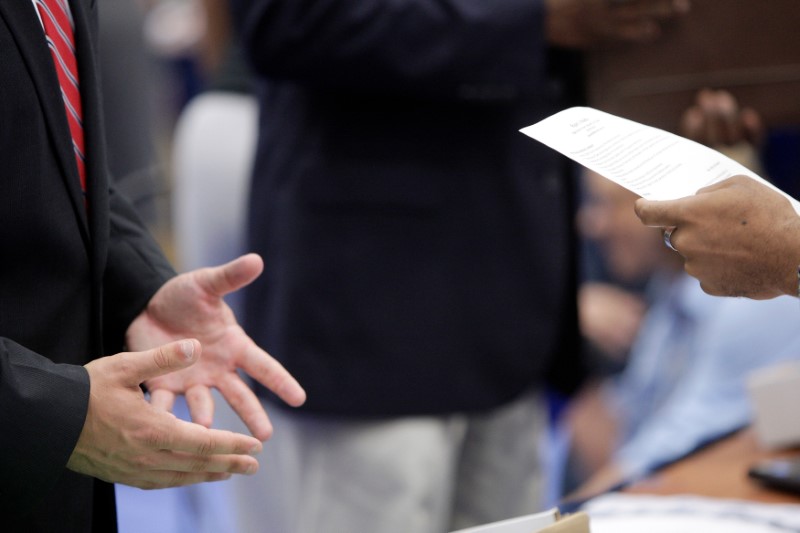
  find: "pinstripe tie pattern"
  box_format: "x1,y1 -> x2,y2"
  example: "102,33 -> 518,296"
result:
35,0 -> 86,196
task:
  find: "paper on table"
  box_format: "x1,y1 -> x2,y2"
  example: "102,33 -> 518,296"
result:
520,106 -> 800,214
449,507 -> 558,533
583,493 -> 800,533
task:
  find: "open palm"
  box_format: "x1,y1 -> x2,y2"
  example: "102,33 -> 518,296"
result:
125,254 -> 306,441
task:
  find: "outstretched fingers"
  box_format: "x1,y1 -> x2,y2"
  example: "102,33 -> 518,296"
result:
216,373 -> 274,441
185,383 -> 215,428
155,414 -> 262,457
149,388 -> 177,413
240,342 -> 306,408
121,422 -> 261,489
126,413 -> 264,486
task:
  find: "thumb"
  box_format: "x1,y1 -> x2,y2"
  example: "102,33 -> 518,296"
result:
119,339 -> 200,386
198,253 -> 264,298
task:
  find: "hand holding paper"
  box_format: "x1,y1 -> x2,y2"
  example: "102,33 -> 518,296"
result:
636,176 -> 800,299
521,107 -> 800,299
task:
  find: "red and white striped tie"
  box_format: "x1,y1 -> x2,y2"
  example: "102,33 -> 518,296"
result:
35,0 -> 86,196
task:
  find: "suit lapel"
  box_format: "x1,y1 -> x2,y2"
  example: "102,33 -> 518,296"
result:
70,0 -> 110,286
0,0 -> 90,237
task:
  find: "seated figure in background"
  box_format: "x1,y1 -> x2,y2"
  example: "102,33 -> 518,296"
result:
562,90 -> 800,498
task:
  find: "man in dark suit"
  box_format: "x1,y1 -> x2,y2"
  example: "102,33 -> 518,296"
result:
228,0 -> 689,531
0,1 -> 304,531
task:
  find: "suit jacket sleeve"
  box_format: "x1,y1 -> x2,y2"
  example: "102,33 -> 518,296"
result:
231,0 -> 552,100
0,185 -> 175,515
0,339 -> 89,515
102,181 -> 177,353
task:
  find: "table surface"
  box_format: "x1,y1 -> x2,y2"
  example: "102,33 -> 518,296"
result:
624,428 -> 800,504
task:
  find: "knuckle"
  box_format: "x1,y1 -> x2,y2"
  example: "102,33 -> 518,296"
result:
152,346 -> 172,370
189,456 -> 211,472
195,435 -> 217,456
115,356 -> 134,376
131,453 -> 156,470
141,426 -> 171,450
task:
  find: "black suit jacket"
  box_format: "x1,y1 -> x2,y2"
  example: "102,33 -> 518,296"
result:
233,0 -> 586,416
0,1 -> 174,530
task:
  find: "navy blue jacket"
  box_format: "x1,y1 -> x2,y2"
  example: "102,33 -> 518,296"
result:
233,0 -> 586,415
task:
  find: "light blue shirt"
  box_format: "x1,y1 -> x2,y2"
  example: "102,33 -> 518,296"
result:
607,272 -> 800,480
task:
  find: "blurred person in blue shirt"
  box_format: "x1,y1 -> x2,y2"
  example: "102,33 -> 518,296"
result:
561,90 -> 800,498
564,169 -> 800,498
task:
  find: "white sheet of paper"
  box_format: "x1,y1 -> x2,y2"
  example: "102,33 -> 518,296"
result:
449,507 -> 558,533
520,106 -> 800,213
583,493 -> 800,533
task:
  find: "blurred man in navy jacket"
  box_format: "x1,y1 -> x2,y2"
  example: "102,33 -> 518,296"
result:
230,1 -> 689,531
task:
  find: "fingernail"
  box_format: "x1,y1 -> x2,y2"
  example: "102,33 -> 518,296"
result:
249,442 -> 263,455
181,340 -> 194,361
245,463 -> 258,475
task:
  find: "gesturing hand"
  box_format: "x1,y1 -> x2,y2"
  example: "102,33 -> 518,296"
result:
125,253 -> 306,441
68,340 -> 263,489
